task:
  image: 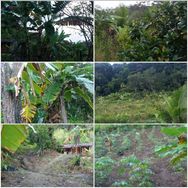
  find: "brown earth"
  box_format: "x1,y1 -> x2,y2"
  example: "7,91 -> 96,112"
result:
1,150 -> 93,187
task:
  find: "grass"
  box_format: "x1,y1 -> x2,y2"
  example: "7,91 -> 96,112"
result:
95,91 -> 171,123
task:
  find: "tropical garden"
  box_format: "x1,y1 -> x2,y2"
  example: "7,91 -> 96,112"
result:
1,1 -> 93,61
95,63 -> 187,123
95,1 -> 187,61
1,63 -> 93,123
1,124 -> 93,187
95,125 -> 187,187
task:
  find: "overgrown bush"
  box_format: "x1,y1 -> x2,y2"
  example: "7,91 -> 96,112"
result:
96,1 -> 187,61
28,126 -> 56,152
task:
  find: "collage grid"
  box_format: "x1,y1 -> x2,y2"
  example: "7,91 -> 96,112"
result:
1,0 -> 187,187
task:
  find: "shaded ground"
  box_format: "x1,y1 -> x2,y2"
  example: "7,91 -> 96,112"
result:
1,150 -> 93,187
95,92 -> 169,123
95,126 -> 187,187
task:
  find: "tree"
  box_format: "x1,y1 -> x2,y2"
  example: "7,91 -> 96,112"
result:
65,1 -> 93,59
1,63 -> 22,123
95,63 -> 186,96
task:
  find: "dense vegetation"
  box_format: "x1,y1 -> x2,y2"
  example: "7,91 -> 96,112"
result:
1,63 -> 93,123
96,63 -> 186,96
1,1 -> 93,61
96,1 -> 187,61
95,125 -> 187,187
1,124 -> 93,187
95,63 -> 187,123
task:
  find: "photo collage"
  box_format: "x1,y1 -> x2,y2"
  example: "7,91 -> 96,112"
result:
1,0 -> 187,187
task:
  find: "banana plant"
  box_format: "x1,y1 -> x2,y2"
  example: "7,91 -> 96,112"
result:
2,1 -> 93,60
155,127 -> 187,165
1,124 -> 36,153
9,63 -> 93,123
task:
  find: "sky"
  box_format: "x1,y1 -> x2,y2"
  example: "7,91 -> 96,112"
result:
64,1 -> 138,42
58,26 -> 85,42
56,1 -> 91,42
95,1 -> 152,9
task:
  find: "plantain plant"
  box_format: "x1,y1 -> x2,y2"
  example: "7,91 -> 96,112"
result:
6,63 -> 93,123
155,127 -> 187,165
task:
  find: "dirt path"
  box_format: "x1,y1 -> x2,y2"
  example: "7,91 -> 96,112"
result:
141,129 -> 187,187
1,150 -> 93,187
151,157 -> 187,187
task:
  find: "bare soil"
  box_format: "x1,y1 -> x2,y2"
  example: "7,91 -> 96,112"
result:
1,150 -> 93,187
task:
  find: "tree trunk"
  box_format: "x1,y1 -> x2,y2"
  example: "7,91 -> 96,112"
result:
60,91 -> 68,123
1,63 -> 22,123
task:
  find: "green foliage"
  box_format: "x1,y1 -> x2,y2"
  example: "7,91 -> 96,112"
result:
95,91 -> 172,123
112,181 -> 128,187
42,82 -> 62,104
69,155 -> 81,166
157,85 -> 187,123
161,127 -> 187,137
95,63 -> 186,123
155,127 -> 187,165
96,63 -> 186,96
118,155 -> 153,187
119,154 -> 140,166
53,126 -> 92,146
116,137 -> 132,156
28,126 -> 55,152
96,1 -> 187,61
1,1 -> 93,61
76,76 -> 93,94
95,156 -> 115,186
95,125 -> 187,186
1,152 -> 13,171
53,128 -> 70,145
95,8 -> 120,61
10,63 -> 93,123
1,125 -> 28,153
74,87 -> 93,109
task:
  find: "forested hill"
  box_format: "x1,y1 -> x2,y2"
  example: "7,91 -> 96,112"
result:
95,63 -> 187,96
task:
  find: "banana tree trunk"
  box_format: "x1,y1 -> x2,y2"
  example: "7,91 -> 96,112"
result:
60,91 -> 68,123
1,63 -> 22,123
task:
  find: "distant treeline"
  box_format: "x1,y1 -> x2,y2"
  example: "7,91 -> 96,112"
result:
95,64 -> 187,96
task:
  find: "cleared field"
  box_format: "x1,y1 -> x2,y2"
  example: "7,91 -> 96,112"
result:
95,125 -> 187,187
95,92 -> 170,123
